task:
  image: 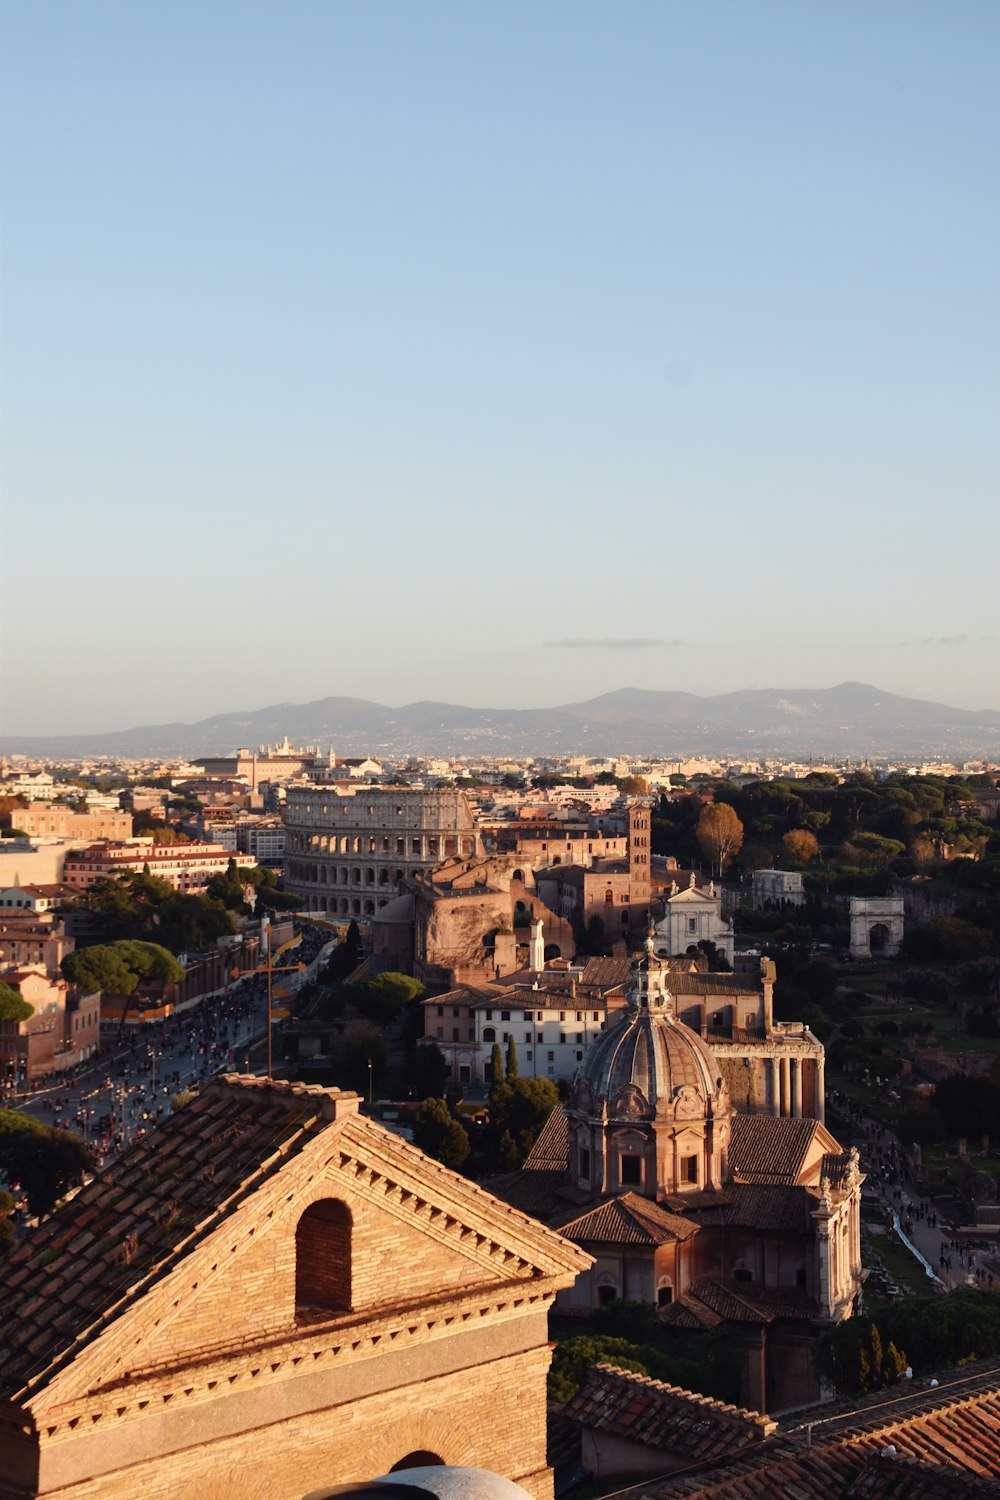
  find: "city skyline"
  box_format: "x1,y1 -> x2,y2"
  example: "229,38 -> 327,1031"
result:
2,2 -> 998,736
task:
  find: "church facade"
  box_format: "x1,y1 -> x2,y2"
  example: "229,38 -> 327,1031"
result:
493,939 -> 863,1413
0,1077 -> 589,1500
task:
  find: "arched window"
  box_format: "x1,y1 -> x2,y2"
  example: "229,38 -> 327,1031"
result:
657,1277 -> 674,1307
295,1199 -> 351,1318
512,869 -> 525,884
733,1258 -> 753,1283
483,1027 -> 496,1042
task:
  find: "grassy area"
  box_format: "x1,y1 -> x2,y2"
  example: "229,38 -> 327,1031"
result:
863,1219 -> 936,1304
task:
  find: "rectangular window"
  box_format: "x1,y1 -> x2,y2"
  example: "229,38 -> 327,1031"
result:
524,1032 -> 531,1043
547,1051 -> 554,1062
485,1009 -> 493,1021
526,1050 -> 532,1060
576,1050 -> 583,1061
437,1007 -> 444,1016
620,1155 -> 642,1185
452,1028 -> 459,1041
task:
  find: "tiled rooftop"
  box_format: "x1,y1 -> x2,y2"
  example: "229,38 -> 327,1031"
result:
729,1114 -> 839,1186
580,957 -> 634,990
556,1193 -> 700,1248
564,1363 -> 776,1462
602,1358 -> 1000,1497
0,1076 -> 337,1399
523,1105 -> 571,1171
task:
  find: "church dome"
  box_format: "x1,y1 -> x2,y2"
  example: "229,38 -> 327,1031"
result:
567,933 -> 732,1199
581,1001 -> 720,1118
577,934 -> 722,1118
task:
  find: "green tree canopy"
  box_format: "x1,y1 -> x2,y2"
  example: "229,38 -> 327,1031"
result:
62,941 -> 185,996
0,1112 -> 94,1217
413,1098 -> 470,1171
0,982 -> 33,1023
489,1076 -> 559,1166
358,972 -> 425,1026
812,1316 -> 908,1396
80,872 -> 236,950
505,1034 -> 519,1081
328,1021 -> 387,1095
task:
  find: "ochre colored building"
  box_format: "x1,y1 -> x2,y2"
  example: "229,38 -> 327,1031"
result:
0,1077 -> 589,1500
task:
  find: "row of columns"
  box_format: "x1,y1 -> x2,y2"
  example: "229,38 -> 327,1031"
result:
768,1054 -> 825,1123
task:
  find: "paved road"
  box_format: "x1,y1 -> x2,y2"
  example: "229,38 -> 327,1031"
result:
10,980 -> 270,1165
829,1089 -> 996,1295
7,922 -> 336,1169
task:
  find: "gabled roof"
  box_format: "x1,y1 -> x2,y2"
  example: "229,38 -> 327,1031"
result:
564,1363 -> 775,1461
579,957 -> 633,990
604,1358 -> 1000,1497
523,1105 -> 571,1171
660,1183 -> 813,1233
663,974 -> 761,998
729,1114 -> 841,1186
0,1075 -> 591,1404
0,1076 -> 332,1399
556,1193 -> 700,1248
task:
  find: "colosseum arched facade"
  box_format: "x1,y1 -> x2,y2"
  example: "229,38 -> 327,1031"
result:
284,786 -> 483,917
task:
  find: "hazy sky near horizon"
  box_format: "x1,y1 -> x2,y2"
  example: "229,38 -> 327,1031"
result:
2,1 -> 998,737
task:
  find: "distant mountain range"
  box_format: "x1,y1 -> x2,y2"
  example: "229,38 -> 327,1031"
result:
3,683 -> 1000,761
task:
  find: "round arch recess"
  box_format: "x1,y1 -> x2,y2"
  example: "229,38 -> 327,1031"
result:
357,1411 -> 479,1482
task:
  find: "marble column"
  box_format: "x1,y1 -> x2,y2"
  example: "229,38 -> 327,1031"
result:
816,1054 -> 826,1124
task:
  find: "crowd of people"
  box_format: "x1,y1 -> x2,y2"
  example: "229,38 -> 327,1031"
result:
10,922 -> 334,1168
828,1085 -> 998,1294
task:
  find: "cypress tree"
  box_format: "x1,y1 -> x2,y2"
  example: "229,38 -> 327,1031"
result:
506,1034 -> 519,1081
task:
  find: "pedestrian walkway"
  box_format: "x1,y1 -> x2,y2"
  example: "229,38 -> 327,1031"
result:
828,1089 -> 997,1296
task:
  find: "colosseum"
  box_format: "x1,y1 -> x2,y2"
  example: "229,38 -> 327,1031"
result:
284,786 -> 483,917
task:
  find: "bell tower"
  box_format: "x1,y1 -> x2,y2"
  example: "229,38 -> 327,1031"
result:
627,802 -> 651,931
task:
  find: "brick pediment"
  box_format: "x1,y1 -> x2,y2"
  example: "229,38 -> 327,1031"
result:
22,1108 -> 588,1417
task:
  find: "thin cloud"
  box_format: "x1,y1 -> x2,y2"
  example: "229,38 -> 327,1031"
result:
543,637 -> 685,651
897,634 -> 997,647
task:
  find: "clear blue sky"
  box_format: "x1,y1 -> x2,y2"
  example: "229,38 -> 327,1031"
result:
2,1 -> 998,735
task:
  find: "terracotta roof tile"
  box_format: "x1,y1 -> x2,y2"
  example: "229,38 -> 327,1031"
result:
729,1114 -> 840,1186
556,1193 -> 700,1248
580,957 -> 634,990
613,1360 -> 1000,1497
564,1364 -> 775,1462
523,1106 -> 570,1171
0,1076 -> 335,1399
